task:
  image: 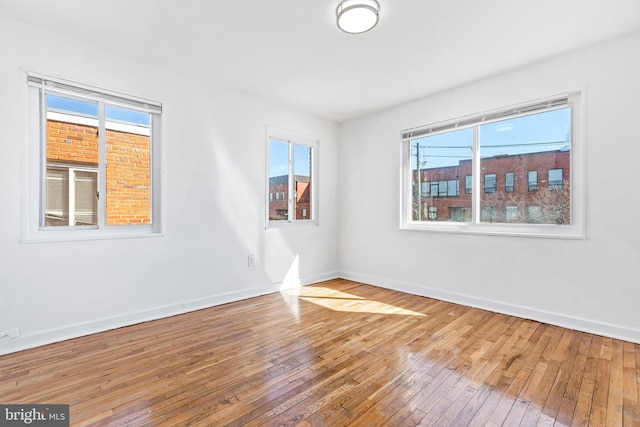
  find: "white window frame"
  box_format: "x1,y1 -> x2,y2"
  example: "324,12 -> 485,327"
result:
23,72 -> 163,242
266,127 -> 318,228
400,92 -> 584,239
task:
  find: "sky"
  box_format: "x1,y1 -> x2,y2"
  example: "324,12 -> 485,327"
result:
269,140 -> 311,177
47,95 -> 150,127
412,107 -> 571,170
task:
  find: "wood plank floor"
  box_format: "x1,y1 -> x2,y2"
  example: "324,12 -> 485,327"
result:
1,279 -> 639,426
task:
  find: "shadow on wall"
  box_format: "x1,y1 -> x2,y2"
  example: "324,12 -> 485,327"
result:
209,131 -> 302,289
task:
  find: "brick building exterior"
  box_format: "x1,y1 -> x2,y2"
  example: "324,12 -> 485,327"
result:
45,113 -> 150,226
415,149 -> 570,224
268,175 -> 311,221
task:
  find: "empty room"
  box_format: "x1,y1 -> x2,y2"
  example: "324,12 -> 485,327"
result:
1,0 -> 639,425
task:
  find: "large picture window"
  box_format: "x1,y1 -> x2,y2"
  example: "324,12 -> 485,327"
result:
267,128 -> 317,227
402,93 -> 583,238
26,74 -> 162,241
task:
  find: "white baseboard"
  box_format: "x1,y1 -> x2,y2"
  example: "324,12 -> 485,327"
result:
0,271 -> 340,356
8,269 -> 634,355
339,270 -> 640,344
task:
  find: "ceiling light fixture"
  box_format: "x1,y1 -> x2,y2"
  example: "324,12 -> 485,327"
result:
336,0 -> 380,34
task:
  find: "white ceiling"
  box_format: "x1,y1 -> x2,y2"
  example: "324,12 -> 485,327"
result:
2,0 -> 640,122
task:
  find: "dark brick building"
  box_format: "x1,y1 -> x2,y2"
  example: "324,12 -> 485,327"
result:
415,149 -> 570,224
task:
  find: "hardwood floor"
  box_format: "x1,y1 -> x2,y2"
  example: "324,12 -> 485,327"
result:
1,279 -> 639,426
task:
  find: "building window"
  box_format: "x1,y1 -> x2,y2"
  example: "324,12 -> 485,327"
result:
267,128 -> 317,226
505,205 -> 519,222
481,206 -> 497,223
528,171 -> 538,192
484,174 -> 497,193
421,181 -> 430,196
450,207 -> 471,222
25,73 -> 162,241
402,93 -> 583,238
505,172 -> 515,193
45,166 -> 98,226
527,206 -> 542,223
428,206 -> 437,220
548,168 -> 563,190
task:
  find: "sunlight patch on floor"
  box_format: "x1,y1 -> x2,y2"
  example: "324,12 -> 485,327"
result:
281,287 -> 426,316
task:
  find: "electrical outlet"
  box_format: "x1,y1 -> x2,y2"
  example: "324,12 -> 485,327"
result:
0,327 -> 19,341
248,254 -> 256,268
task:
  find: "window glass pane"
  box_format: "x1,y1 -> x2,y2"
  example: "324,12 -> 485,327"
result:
479,108 -> 571,224
411,128 -> 472,222
293,144 -> 312,220
528,171 -> 538,191
74,170 -> 98,225
104,105 -> 152,226
268,139 -> 289,221
447,179 -> 458,196
528,205 -> 542,223
505,172 -> 515,192
484,174 -> 497,193
548,168 -> 563,190
45,168 -> 69,226
45,95 -> 98,227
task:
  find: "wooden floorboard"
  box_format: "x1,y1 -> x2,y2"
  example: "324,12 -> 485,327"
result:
1,279 -> 639,426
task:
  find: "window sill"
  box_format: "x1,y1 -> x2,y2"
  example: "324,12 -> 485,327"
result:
266,220 -> 318,229
21,226 -> 163,244
400,222 -> 584,240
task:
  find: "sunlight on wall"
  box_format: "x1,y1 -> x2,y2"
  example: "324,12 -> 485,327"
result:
280,254 -> 300,290
281,287 -> 426,316
279,255 -> 301,320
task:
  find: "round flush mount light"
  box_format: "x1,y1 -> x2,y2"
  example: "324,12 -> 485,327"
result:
336,0 -> 380,34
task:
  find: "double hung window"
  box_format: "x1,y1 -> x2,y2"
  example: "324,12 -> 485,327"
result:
402,93 -> 583,238
26,74 -> 162,241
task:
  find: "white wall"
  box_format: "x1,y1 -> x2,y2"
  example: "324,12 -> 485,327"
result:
0,17 -> 339,354
338,32 -> 640,343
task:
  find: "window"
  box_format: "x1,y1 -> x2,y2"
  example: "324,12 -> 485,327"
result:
402,93 -> 583,238
25,74 -> 162,241
267,128 -> 317,226
428,206 -> 437,220
505,172 -> 515,193
548,168 -> 563,190
46,166 -> 98,226
506,206 -> 519,222
484,174 -> 497,193
481,206 -> 497,223
528,171 -> 538,192
450,207 -> 471,222
421,181 -> 430,196
527,206 -> 542,223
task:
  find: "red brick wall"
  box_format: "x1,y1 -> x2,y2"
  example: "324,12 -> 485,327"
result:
105,129 -> 151,225
46,119 -> 151,225
46,119 -> 99,164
